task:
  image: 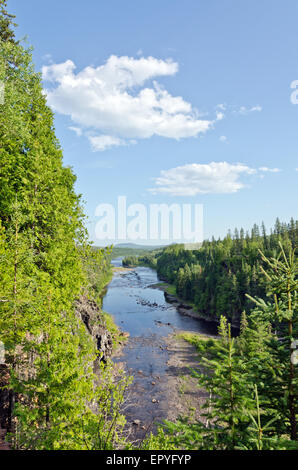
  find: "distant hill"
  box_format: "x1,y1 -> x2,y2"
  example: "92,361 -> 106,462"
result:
115,243 -> 165,249
111,243 -> 166,257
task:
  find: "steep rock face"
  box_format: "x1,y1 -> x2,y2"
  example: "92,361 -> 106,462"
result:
75,296 -> 113,363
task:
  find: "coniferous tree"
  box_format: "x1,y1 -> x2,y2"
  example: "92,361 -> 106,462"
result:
156,244 -> 297,450
247,244 -> 297,440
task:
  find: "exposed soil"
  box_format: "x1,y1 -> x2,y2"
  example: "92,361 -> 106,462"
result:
164,334 -> 209,423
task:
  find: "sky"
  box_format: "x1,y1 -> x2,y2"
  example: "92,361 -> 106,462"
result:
9,0 -> 298,245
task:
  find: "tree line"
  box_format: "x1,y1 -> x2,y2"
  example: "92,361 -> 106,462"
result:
126,218 -> 297,325
145,244 -> 297,449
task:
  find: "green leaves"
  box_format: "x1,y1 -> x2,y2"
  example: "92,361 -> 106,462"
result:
0,7 -> 127,450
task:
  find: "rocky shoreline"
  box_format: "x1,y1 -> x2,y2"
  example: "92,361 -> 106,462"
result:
113,332 -> 209,442
150,282 -> 218,324
150,282 -> 240,330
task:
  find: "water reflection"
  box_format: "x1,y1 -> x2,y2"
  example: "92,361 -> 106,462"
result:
104,258 -> 219,338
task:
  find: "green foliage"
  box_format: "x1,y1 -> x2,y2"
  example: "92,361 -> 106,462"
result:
141,428 -> 178,450
112,244 -> 162,258
248,244 -> 298,440
122,255 -> 138,267
191,318 -> 255,449
152,220 -> 297,324
152,244 -> 297,450
122,250 -> 160,268
80,244 -> 113,304
0,0 -> 18,43
1,2 -> 296,451
237,385 -> 279,450
0,5 -> 128,450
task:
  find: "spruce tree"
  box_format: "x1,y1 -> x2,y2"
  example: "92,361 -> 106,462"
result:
247,244 -> 297,440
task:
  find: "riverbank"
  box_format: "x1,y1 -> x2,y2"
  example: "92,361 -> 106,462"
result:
150,281 -> 240,330
150,281 -> 218,324
112,266 -> 135,273
113,331 -> 210,443
162,333 -> 210,424
103,262 -> 222,443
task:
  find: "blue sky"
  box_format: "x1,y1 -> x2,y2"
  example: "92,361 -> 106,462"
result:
10,0 -> 298,245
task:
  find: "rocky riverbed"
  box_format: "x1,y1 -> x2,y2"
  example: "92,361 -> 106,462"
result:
103,260 -> 219,442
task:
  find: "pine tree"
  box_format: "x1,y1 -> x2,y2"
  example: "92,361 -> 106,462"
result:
191,317 -> 254,449
251,244 -> 297,440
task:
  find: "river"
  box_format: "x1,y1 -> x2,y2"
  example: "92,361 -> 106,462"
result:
102,258 -> 218,441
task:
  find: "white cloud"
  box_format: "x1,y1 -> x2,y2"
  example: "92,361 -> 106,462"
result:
238,105 -> 262,115
43,59 -> 76,82
69,126 -> 83,137
149,162 -> 257,196
215,104 -> 226,121
89,135 -> 135,151
216,111 -> 225,121
42,55 -> 213,151
219,135 -> 228,143
259,166 -> 281,173
250,105 -> 262,112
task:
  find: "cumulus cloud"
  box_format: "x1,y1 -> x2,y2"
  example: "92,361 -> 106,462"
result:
149,161 -> 281,196
42,55 -> 213,151
219,135 -> 228,143
149,162 -> 257,196
150,162 -> 281,196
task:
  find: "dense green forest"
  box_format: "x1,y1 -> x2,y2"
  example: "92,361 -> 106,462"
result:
146,244 -> 298,449
111,243 -> 162,259
123,223 -> 298,449
124,219 -> 298,325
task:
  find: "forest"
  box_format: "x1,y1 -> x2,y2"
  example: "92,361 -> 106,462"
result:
0,0 -> 297,451
124,219 -> 298,325
125,233 -> 298,450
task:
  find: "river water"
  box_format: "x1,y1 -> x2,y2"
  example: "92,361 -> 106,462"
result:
102,258 -> 218,439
